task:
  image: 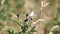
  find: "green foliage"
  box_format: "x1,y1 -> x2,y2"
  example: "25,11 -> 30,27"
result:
30,27 -> 37,32
45,19 -> 58,30
0,8 -> 16,22
0,0 -> 16,22
51,3 -> 60,34
57,8 -> 60,14
29,0 -> 40,3
2,0 -> 9,9
34,0 -> 40,3
47,0 -> 55,6
52,27 -> 60,34
0,22 -> 4,30
57,4 -> 60,15
7,21 -> 36,34
13,0 -> 25,8
0,0 -> 36,34
45,5 -> 60,33
7,27 -> 21,34
44,18 -> 60,34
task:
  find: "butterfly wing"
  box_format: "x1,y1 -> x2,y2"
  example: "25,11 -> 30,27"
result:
29,11 -> 34,17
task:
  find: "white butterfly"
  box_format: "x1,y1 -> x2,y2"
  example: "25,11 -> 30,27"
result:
29,10 -> 35,18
